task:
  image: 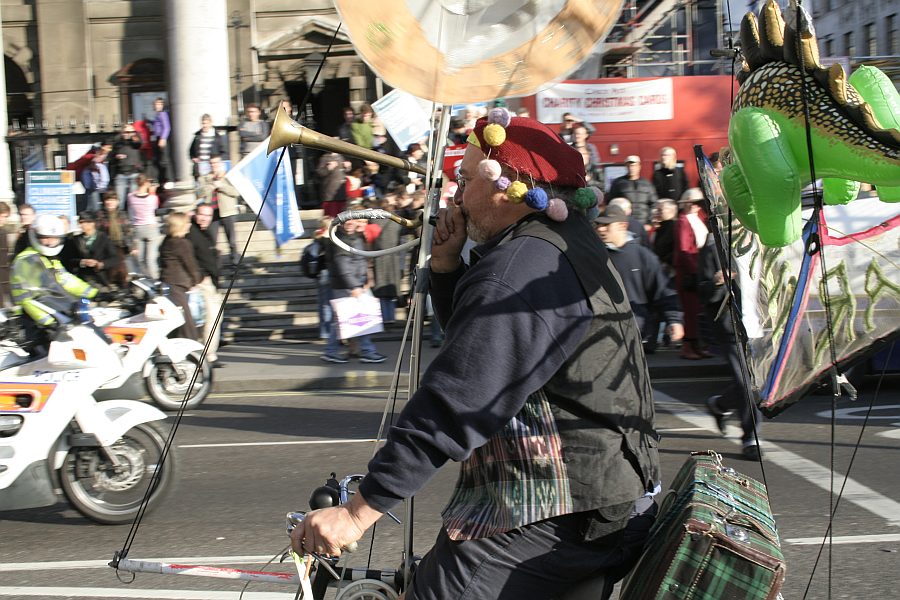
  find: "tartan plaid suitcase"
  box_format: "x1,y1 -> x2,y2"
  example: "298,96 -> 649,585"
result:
619,451 -> 786,600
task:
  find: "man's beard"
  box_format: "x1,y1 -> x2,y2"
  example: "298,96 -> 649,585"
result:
466,219 -> 492,244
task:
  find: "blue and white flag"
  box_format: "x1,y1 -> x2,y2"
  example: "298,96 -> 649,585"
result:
226,138 -> 303,247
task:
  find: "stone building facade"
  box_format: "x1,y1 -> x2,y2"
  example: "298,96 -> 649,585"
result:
2,0 -> 372,185
747,1 -> 898,79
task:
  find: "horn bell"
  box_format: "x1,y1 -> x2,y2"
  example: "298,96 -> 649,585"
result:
267,108 -> 427,176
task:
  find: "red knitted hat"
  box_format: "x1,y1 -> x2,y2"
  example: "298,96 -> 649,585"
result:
471,116 -> 586,188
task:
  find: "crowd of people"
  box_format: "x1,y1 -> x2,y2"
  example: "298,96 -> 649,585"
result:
1,98 -> 443,367
312,104 -> 726,363
66,96 -> 270,214
2,100 -> 739,376
0,98 -> 286,358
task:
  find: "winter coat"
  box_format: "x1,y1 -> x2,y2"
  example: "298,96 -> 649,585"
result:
159,236 -> 201,290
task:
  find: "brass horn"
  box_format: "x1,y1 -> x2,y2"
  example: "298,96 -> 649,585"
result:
267,108 -> 427,175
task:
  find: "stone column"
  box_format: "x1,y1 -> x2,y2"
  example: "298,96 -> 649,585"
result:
0,5 -> 15,203
165,0 -> 232,183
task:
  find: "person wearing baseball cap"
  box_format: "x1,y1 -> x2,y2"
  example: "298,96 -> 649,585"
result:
593,204 -> 684,354
608,154 -> 659,225
292,110 -> 660,600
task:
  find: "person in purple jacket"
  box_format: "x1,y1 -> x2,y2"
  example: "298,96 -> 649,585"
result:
151,97 -> 171,184
290,112 -> 660,600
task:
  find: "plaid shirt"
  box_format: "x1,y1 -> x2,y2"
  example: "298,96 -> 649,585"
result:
442,389 -> 572,540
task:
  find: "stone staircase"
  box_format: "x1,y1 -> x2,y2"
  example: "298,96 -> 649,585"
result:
215,210 -> 420,343
217,212 -> 322,343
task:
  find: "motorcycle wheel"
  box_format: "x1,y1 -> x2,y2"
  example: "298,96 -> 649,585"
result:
146,352 -> 212,411
60,421 -> 174,525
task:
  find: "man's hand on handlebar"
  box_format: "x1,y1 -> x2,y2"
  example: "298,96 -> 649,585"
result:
289,491 -> 383,558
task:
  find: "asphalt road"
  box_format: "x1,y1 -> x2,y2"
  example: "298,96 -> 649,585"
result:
1,375 -> 899,600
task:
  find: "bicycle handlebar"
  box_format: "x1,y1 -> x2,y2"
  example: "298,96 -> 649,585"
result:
285,510 -> 359,554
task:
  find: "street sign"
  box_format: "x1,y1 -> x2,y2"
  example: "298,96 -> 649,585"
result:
25,171 -> 75,185
25,171 -> 77,221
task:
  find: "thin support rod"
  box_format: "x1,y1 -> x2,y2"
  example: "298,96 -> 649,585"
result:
402,104 -> 452,591
114,558 -> 301,585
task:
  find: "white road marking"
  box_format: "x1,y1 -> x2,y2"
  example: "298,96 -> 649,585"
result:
651,377 -> 731,384
0,588 -> 294,599
0,555 -> 280,572
209,389 -> 392,399
814,403 -> 900,444
784,533 -> 900,546
815,404 -> 900,421
178,438 -> 378,449
656,427 -> 708,433
220,351 -> 308,360
654,390 -> 900,528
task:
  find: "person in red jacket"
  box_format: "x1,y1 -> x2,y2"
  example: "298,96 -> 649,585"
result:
673,188 -> 712,360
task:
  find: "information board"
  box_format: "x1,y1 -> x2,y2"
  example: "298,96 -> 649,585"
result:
25,171 -> 77,221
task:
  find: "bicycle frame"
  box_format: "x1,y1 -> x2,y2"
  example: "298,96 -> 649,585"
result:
112,474 -> 406,600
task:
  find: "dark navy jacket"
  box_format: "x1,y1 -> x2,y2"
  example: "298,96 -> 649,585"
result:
607,239 -> 683,334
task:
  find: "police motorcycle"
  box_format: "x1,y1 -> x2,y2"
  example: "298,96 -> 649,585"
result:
0,298 -> 174,524
9,213 -> 211,411
88,277 -> 212,411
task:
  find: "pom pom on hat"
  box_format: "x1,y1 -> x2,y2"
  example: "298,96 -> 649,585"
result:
495,175 -> 511,191
483,123 -> 507,147
488,107 -> 512,128
590,186 -> 604,206
574,187 -> 598,209
478,159 -> 502,181
523,187 -> 549,211
546,198 -> 569,222
507,180 -> 528,203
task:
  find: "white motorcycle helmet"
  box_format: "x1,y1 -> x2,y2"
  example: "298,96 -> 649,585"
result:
28,213 -> 68,257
